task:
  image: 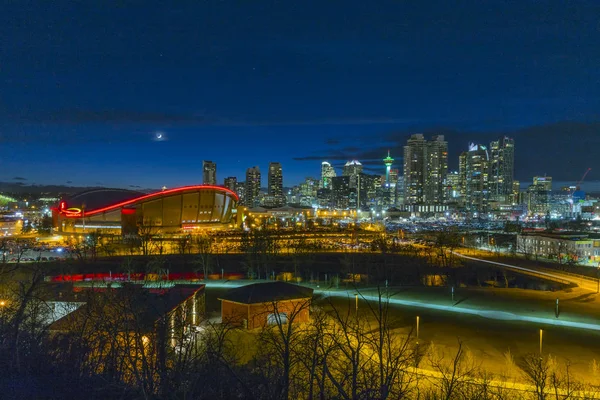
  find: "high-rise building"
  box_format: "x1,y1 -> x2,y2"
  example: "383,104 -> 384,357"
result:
446,171 -> 461,201
403,134 -> 447,205
510,180 -> 521,205
527,176 -> 552,216
533,176 -> 552,192
268,162 -> 285,207
404,134 -> 427,205
424,135 -> 448,204
459,151 -> 468,199
489,136 -> 515,201
395,175 -> 405,205
224,177 -> 237,192
321,161 -> 337,189
389,168 -> 399,184
268,162 -> 283,196
342,160 -> 363,177
332,176 -> 352,209
464,143 -> 490,214
202,161 -> 217,185
245,166 -> 261,207
235,181 -> 246,205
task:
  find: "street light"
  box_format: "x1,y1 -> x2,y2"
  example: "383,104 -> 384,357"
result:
416,316 -> 420,344
539,329 -> 543,357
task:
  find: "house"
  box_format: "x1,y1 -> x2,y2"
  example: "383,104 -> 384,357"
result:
49,283 -> 205,347
219,281 -> 313,329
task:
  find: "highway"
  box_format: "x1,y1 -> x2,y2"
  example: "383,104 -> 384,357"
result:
454,251 -> 600,293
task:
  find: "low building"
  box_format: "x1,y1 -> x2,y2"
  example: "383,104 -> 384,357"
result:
50,283 -> 206,347
219,282 -> 313,329
517,232 -> 600,265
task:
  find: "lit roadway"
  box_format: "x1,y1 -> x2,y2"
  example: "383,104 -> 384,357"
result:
453,251 -> 600,293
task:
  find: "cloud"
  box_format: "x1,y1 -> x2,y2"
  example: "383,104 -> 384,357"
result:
129,185 -> 142,188
5,109 -> 416,128
325,138 -> 340,145
12,176 -> 27,181
66,181 -> 73,184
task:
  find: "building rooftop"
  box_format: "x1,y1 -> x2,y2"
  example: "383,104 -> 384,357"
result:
49,283 -> 204,332
219,282 -> 313,305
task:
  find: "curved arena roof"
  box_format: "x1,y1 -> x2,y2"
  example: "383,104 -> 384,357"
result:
57,185 -> 238,218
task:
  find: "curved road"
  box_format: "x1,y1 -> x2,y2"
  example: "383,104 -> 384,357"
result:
454,251 -> 600,293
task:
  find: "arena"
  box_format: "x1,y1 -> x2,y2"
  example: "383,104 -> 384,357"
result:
53,185 -> 240,235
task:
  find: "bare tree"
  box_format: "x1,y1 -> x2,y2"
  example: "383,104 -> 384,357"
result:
522,353 -> 550,400
427,339 -> 480,400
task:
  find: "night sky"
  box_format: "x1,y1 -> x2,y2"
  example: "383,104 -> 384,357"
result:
1,1 -> 599,189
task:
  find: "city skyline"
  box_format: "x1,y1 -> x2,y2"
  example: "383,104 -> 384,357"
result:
1,2 -> 599,188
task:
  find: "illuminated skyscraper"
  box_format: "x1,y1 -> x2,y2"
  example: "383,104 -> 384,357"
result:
533,176 -> 552,191
403,134 -> 447,205
321,161 -> 337,189
489,136 -> 515,202
424,135 -> 448,204
268,162 -> 285,206
245,166 -> 261,207
224,176 -> 237,192
343,160 -> 363,177
202,160 -> 217,185
464,143 -> 490,214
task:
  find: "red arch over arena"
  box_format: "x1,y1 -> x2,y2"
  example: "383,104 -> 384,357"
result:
57,185 -> 239,218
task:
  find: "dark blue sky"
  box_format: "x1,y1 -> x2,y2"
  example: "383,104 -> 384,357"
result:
1,1 -> 599,188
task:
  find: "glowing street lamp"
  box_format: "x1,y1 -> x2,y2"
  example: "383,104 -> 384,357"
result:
416,316 -> 420,341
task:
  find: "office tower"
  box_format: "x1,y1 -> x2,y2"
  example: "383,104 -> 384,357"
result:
268,162 -> 283,196
464,143 -> 490,214
425,135 -> 448,204
446,171 -> 461,200
510,180 -> 520,205
331,176 -> 351,209
268,162 -> 285,207
389,168 -> 399,184
403,134 -> 427,204
403,134 -> 448,205
321,161 -> 337,189
489,136 -> 515,201
202,161 -> 217,185
459,151 -> 468,199
527,176 -> 552,215
533,176 -> 552,192
395,175 -> 405,205
245,166 -> 261,207
235,181 -> 246,205
342,160 -> 363,177
224,177 -> 237,192
383,151 -> 394,184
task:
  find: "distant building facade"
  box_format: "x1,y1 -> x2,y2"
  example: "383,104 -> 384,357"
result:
403,134 -> 448,206
245,166 -> 261,207
268,162 -> 285,207
321,161 -> 336,189
464,143 -> 490,214
202,161 -> 217,185
489,136 -> 515,203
